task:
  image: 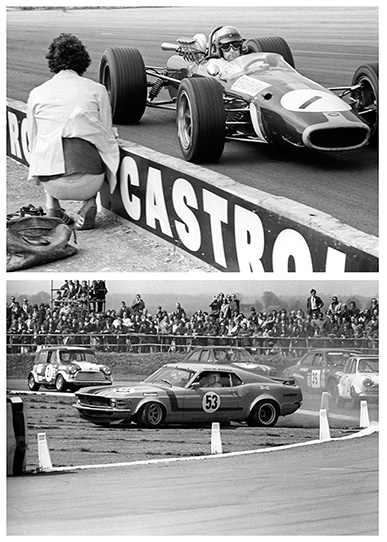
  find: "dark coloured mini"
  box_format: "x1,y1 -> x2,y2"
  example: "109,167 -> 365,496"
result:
27,346 -> 113,393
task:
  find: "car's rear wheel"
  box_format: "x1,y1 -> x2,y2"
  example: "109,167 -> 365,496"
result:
176,77 -> 226,163
247,400 -> 279,427
55,374 -> 67,393
137,402 -> 165,428
99,47 -> 147,124
244,37 -> 295,68
351,63 -> 378,147
27,373 -> 40,391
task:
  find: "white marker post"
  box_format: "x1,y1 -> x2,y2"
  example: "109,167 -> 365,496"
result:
211,422 -> 223,454
37,432 -> 53,471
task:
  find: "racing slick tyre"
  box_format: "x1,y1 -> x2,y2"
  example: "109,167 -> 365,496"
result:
351,63 -> 378,147
246,400 -> 279,427
27,373 -> 40,392
176,77 -> 226,163
243,37 -> 295,68
55,374 -> 67,393
137,402 -> 165,428
99,47 -> 147,124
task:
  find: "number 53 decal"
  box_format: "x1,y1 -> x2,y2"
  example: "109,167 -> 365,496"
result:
202,392 -> 221,412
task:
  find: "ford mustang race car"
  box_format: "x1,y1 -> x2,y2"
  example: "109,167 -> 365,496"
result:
74,362 -> 302,428
27,346 -> 113,392
335,354 -> 379,408
99,29 -> 378,162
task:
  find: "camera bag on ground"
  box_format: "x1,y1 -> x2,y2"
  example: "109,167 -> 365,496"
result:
7,205 -> 78,271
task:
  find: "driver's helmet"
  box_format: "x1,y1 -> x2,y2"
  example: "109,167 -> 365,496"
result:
214,26 -> 243,61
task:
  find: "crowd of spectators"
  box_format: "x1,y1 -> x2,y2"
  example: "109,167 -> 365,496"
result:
7,285 -> 379,356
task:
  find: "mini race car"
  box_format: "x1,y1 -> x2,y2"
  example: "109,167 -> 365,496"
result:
183,346 -> 277,377
99,29 -> 378,162
336,354 -> 379,408
74,362 -> 302,428
27,346 -> 113,393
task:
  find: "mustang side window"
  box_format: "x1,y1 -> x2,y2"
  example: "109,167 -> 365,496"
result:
230,373 -> 243,387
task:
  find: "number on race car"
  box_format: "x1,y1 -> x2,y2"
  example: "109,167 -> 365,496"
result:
202,392 -> 221,413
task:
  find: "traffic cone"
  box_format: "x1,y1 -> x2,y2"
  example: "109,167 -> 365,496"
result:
211,422 -> 223,454
320,391 -> 329,413
360,400 -> 370,428
319,408 -> 331,441
37,433 -> 53,471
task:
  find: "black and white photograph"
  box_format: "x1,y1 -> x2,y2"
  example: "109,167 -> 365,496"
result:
6,2 -> 378,273
5,1 -> 380,538
6,277 -> 379,535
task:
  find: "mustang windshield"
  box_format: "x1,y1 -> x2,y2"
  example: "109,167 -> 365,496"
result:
145,366 -> 195,388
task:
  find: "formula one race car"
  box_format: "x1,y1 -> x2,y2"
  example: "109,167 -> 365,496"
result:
99,28 -> 378,163
74,362 -> 302,428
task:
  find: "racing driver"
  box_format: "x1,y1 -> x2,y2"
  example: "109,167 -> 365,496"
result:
214,26 -> 244,61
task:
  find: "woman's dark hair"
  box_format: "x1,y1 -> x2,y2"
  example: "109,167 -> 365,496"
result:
46,33 -> 91,75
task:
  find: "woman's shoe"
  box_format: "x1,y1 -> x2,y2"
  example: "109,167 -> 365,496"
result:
75,205 -> 97,230
46,208 -> 75,225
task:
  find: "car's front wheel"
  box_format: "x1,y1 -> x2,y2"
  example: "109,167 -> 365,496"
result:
327,379 -> 338,399
247,400 -> 279,427
137,402 -> 165,428
99,47 -> 147,124
55,374 -> 67,393
350,388 -> 360,409
176,77 -> 226,163
27,373 -> 40,391
351,63 -> 378,147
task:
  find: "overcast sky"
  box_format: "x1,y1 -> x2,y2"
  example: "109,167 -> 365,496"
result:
7,278 -> 378,300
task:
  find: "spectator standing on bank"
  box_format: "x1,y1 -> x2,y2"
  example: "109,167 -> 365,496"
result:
96,280 -> 108,312
27,33 -> 119,229
306,289 -> 324,317
131,294 -> 145,315
328,296 -> 342,315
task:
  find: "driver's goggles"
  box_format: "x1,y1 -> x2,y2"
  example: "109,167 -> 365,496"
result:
220,41 -> 242,52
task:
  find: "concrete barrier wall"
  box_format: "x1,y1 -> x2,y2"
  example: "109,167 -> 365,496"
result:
7,99 -> 378,273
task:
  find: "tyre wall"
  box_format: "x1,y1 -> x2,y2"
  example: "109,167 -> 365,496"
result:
7,395 -> 28,476
7,99 -> 378,273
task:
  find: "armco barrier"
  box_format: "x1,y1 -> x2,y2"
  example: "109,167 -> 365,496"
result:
7,99 -> 378,272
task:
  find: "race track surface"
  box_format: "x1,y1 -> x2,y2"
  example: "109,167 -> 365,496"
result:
7,432 -> 378,535
6,6 -> 378,235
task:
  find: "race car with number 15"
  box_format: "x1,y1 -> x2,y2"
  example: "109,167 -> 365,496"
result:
99,26 -> 378,163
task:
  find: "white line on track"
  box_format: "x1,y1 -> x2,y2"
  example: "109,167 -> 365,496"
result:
36,424 -> 378,474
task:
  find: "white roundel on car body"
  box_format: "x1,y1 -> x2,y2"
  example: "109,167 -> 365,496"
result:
202,392 -> 221,413
281,89 -> 351,112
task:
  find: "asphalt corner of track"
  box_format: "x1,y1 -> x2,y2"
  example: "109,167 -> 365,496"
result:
26,419 -> 379,476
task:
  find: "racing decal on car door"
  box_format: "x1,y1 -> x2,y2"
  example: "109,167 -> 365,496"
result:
310,369 -> 322,388
44,365 -> 54,382
202,392 -> 221,413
